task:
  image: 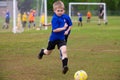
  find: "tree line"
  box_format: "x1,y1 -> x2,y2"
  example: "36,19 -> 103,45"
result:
17,0 -> 120,15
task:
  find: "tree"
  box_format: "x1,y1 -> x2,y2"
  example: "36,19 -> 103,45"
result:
17,0 -> 37,13
16,0 -> 119,15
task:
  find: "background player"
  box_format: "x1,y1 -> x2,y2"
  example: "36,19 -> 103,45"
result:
77,12 -> 83,27
87,11 -> 92,23
2,9 -> 10,29
98,5 -> 107,25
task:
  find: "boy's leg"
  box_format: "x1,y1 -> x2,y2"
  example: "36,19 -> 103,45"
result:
33,21 -> 36,27
62,58 -> 68,74
38,41 -> 55,59
98,16 -> 103,25
28,21 -> 31,28
81,22 -> 83,26
22,22 -> 25,28
60,45 -> 69,74
6,23 -> 9,29
24,22 -> 26,27
2,23 -> 6,29
38,49 -> 52,59
59,34 -> 69,59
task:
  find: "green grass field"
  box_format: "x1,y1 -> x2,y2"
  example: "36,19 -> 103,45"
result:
0,16 -> 120,80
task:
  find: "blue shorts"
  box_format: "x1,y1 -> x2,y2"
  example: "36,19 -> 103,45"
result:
79,18 -> 82,22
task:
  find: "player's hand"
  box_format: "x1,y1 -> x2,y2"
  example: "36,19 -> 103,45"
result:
42,23 -> 46,26
64,31 -> 69,35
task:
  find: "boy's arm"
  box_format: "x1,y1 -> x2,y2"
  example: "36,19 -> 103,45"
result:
101,10 -> 104,16
53,23 -> 68,32
43,23 -> 51,26
64,15 -> 72,35
64,26 -> 72,35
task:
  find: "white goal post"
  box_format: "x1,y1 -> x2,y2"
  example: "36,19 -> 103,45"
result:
13,0 -> 48,33
69,2 -> 107,22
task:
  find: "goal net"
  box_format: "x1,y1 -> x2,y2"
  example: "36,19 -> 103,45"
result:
69,2 -> 107,23
12,0 -> 47,33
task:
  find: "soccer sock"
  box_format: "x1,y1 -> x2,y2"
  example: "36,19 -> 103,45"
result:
62,58 -> 68,67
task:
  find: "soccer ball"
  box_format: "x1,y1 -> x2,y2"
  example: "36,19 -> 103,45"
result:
74,70 -> 88,80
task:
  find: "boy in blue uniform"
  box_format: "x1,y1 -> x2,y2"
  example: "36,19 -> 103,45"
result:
38,1 -> 70,74
77,12 -> 83,26
2,10 -> 10,29
42,10 -> 72,59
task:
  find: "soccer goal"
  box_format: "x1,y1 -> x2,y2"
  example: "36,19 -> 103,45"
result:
12,0 -> 48,33
39,0 -> 48,30
69,2 -> 107,23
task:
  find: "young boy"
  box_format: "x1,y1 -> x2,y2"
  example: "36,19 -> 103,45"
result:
22,12 -> 27,28
42,0 -> 72,59
87,11 -> 92,23
39,13 -> 45,30
28,9 -> 36,29
2,9 -> 10,29
77,12 -> 83,26
38,1 -> 69,74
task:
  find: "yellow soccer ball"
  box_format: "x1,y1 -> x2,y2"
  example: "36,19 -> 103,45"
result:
74,70 -> 88,80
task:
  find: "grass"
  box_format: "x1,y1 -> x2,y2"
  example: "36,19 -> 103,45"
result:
0,16 -> 120,80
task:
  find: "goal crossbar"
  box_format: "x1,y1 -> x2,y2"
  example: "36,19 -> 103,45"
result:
69,2 -> 107,21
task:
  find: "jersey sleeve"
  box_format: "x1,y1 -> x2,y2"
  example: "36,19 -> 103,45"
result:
65,15 -> 72,27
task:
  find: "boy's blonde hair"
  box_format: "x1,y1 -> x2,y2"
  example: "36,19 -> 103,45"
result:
53,0 -> 65,10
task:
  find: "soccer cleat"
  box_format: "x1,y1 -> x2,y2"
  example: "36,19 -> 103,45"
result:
62,66 -> 69,74
38,49 -> 44,59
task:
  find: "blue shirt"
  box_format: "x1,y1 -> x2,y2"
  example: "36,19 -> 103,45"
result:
50,13 -> 66,41
78,13 -> 82,21
62,14 -> 72,34
78,13 -> 82,19
6,11 -> 10,19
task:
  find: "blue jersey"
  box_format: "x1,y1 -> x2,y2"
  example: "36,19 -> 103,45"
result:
6,11 -> 10,19
50,14 -> 66,41
62,14 -> 72,34
78,13 -> 82,21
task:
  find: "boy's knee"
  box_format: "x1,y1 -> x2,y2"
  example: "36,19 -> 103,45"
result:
62,49 -> 67,54
60,46 -> 67,52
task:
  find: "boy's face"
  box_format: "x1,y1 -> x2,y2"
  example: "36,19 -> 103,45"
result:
77,12 -> 80,15
54,8 -> 65,16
